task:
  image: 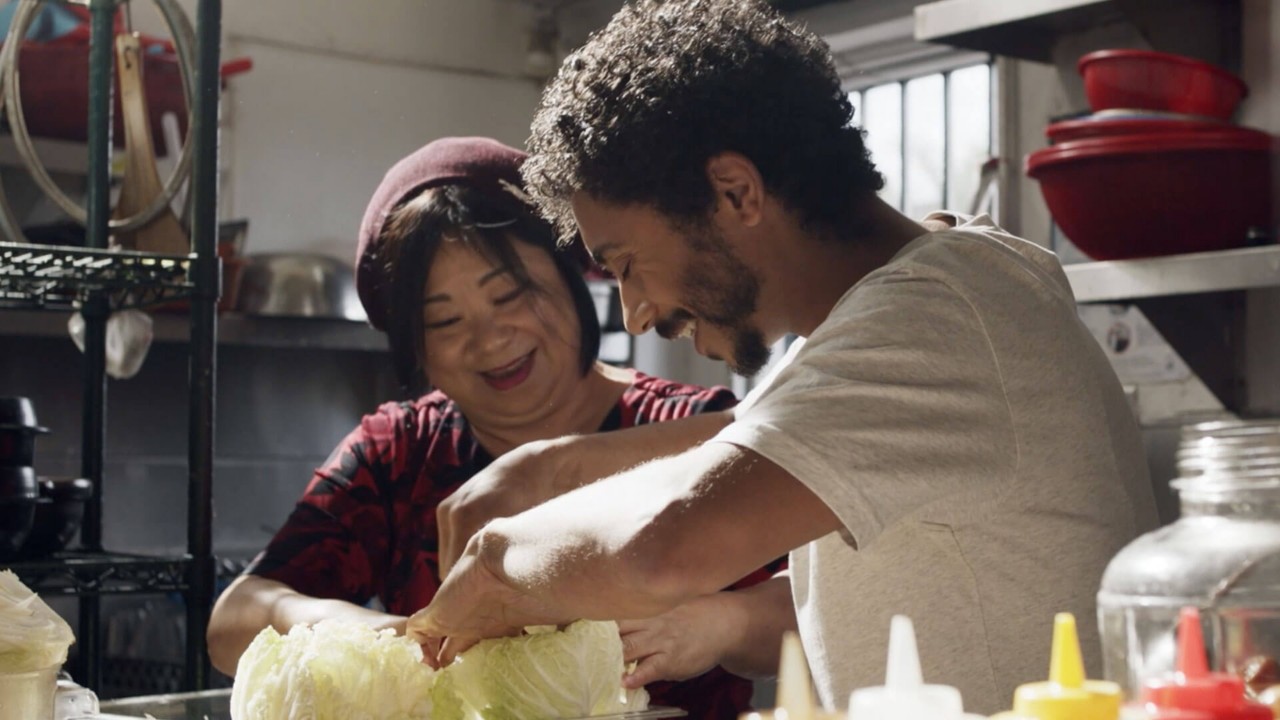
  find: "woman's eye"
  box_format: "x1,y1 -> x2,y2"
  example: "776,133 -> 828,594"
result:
494,285 -> 528,305
423,317 -> 460,330
620,260 -> 632,281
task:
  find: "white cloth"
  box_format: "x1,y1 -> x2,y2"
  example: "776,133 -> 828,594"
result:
713,213 -> 1158,715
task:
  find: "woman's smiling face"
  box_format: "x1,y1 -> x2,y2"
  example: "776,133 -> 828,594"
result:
420,236 -> 583,423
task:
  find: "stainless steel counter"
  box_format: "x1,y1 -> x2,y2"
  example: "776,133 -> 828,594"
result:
98,688 -> 231,720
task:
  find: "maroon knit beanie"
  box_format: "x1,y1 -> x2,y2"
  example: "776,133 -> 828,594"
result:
355,136 -> 528,331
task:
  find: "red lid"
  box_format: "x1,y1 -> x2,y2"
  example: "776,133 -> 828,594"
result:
1140,608 -> 1272,720
1077,49 -> 1249,100
1044,116 -> 1242,143
1025,130 -> 1278,176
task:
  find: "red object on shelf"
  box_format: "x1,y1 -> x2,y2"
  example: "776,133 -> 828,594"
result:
1078,49 -> 1248,121
7,40 -> 252,157
1044,115 -> 1256,143
1025,130 -> 1277,261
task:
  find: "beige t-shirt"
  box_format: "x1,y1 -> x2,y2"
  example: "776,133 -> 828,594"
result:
713,213 -> 1158,715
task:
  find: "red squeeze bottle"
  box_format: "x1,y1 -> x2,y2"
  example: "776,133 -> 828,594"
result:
1140,608 -> 1272,720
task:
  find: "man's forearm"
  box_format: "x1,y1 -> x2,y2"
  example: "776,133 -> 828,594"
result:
549,409 -> 734,493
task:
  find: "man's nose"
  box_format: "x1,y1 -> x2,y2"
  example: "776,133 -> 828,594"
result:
621,296 -> 656,335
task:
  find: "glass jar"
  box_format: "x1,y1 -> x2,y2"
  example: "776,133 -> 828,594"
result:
1097,474 -> 1280,700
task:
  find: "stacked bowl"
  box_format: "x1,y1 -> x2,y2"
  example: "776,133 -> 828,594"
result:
1026,49 -> 1277,261
0,397 -> 47,561
0,398 -> 92,561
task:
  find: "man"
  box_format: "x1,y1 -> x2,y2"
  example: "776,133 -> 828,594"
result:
408,0 -> 1159,713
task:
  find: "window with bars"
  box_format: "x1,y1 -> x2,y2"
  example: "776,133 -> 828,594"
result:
849,62 -> 994,221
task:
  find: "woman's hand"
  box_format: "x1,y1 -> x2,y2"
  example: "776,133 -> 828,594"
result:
617,594 -> 738,688
618,575 -> 796,686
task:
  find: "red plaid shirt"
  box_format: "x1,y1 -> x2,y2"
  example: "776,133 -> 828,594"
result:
248,371 -> 786,719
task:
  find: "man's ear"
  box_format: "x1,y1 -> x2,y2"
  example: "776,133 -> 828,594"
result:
706,152 -> 764,227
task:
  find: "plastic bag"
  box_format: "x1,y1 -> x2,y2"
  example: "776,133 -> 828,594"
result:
67,309 -> 154,380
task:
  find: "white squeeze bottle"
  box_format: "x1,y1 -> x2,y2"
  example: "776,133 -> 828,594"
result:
847,615 -> 986,720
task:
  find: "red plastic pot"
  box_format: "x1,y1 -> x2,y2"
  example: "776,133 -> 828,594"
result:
1078,49 -> 1248,121
1025,131 -> 1277,260
11,42 -> 252,156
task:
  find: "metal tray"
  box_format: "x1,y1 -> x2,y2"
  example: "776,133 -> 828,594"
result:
568,708 -> 687,720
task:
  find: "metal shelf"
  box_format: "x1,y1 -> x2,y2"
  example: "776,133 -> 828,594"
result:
1065,245 -> 1280,303
0,242 -> 194,311
9,552 -> 191,596
913,0 -> 1119,62
913,0 -> 1233,65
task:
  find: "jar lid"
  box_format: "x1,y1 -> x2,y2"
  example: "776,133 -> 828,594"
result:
1013,613 -> 1123,720
1140,608 -> 1272,720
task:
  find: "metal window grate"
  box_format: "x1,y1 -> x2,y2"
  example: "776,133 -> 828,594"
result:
851,61 -> 994,218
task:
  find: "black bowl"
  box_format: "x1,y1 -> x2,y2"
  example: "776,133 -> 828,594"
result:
0,496 -> 38,561
0,465 -> 37,501
0,397 -> 49,432
20,477 -> 92,558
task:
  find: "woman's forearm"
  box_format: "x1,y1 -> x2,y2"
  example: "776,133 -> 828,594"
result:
206,575 -> 405,676
718,573 -> 797,678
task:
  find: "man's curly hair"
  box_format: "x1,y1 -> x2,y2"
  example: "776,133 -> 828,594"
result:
523,0 -> 884,243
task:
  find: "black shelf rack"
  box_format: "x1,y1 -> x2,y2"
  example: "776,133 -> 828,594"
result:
0,243 -> 193,311
0,0 -> 223,695
11,552 -> 192,595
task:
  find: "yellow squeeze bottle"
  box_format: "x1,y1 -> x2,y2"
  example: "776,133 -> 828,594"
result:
1010,613 -> 1123,720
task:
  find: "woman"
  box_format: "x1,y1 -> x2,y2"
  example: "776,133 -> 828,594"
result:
207,137 -> 781,718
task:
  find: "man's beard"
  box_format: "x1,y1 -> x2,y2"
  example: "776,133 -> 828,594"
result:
653,222 -> 771,377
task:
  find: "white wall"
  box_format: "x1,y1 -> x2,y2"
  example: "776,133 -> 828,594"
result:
139,0 -> 547,260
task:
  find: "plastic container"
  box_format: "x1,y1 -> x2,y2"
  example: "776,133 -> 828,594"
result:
737,631 -> 845,720
1078,49 -> 1249,121
1138,608 -> 1271,720
846,615 -> 985,720
1024,130 -> 1277,260
1043,116 -> 1255,144
1097,470 -> 1280,699
0,665 -> 59,720
1010,613 -> 1124,720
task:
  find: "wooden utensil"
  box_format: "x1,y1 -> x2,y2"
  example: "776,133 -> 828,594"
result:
111,33 -> 189,255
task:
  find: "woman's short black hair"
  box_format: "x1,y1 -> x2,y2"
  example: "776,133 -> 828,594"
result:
377,184 -> 601,396
523,0 -> 884,243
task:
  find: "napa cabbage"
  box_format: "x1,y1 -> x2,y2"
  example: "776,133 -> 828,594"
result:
231,620 -> 438,720
439,620 -> 649,720
0,569 -> 75,673
231,619 -> 649,720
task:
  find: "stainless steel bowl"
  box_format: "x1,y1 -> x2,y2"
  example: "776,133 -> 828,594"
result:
235,253 -> 367,322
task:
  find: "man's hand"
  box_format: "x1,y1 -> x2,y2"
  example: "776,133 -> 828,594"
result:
408,528 -> 563,667
617,594 -> 737,688
438,440 -> 568,578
